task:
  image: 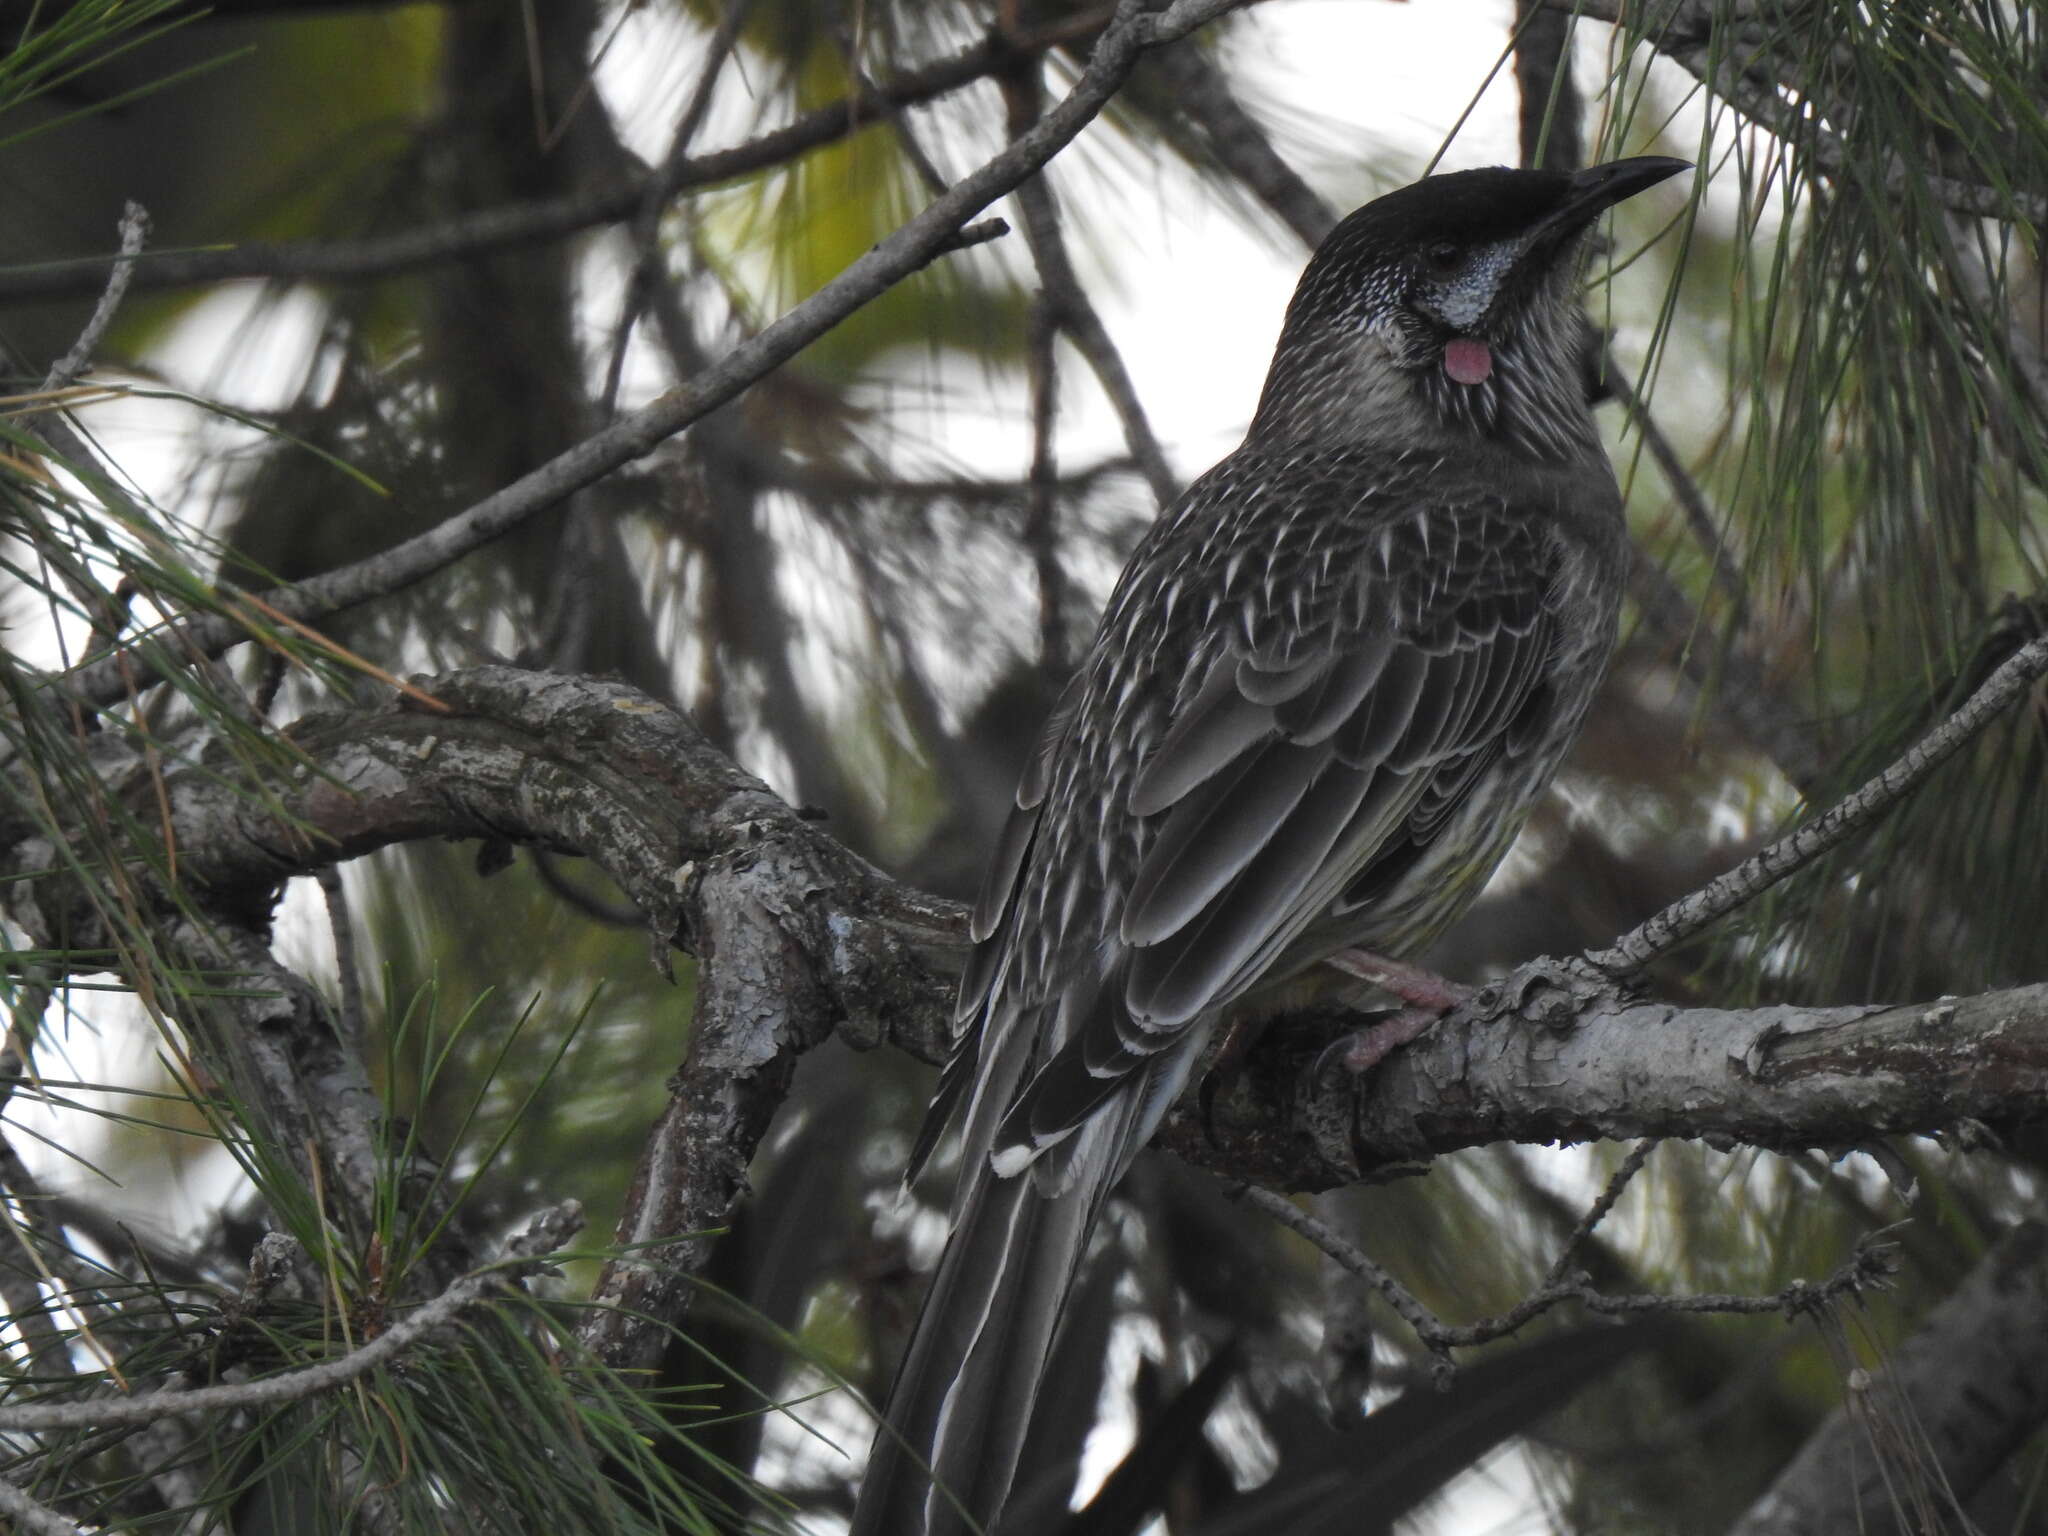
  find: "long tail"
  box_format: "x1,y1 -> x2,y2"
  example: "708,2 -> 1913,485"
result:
849,1161 -> 1096,1536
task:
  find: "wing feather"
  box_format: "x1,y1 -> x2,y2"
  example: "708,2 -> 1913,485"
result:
1333,645 -> 1432,766
1127,659 -> 1275,818
1272,634 -> 1399,743
1118,744 -> 1325,946
1125,761 -> 1384,1027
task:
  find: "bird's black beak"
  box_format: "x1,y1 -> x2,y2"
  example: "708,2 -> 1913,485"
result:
1533,156 -> 1691,248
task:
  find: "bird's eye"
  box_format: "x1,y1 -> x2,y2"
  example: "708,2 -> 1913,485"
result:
1423,240 -> 1462,273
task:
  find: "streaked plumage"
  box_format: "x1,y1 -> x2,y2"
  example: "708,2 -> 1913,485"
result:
853,157 -> 1689,1536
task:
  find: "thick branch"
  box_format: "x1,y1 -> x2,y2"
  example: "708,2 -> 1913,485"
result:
1176,981 -> 2048,1190
68,668 -> 2048,1204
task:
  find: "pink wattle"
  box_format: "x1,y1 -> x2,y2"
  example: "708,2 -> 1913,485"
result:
1443,338 -> 1493,385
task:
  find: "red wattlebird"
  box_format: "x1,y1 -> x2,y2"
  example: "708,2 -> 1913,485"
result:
852,156 -> 1691,1536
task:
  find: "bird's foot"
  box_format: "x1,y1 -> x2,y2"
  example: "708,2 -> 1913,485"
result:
1320,1005 -> 1442,1077
1313,951 -> 1471,1079
1322,948 -> 1473,1012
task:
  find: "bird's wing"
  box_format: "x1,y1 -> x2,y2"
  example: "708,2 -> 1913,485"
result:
997,495 -> 1560,1164
902,669 -> 1089,1187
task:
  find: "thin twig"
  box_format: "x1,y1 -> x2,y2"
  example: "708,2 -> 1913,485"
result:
1609,367 -> 1753,631
1626,546 -> 1827,790
0,7 -> 1143,307
41,203 -> 149,393
0,1202 -> 582,1433
54,0 -> 1242,718
600,0 -> 754,416
836,23 -> 954,199
1590,631 -> 2048,973
1540,1139 -> 1659,1290
912,217 -> 1011,273
1145,41 -> 1338,247
1004,77 -> 1179,508
531,850 -> 643,928
314,867 -> 366,1060
1237,1185 -> 1447,1348
1025,297 -> 1067,673
1245,1180 -> 1898,1365
1558,0 -> 2044,225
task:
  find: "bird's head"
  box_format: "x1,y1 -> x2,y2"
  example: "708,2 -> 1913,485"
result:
1250,157 -> 1690,460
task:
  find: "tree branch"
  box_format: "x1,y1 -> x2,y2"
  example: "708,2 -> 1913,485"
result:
40,202 -> 148,393
0,1203 -> 582,1433
0,8 -> 1134,307
1179,979 -> 2048,1190
47,666 -> 2048,1207
52,0 -> 1245,717
1244,1183 -> 1896,1367
1004,72 -> 1179,509
0,1473 -> 85,1536
1561,0 -> 2046,226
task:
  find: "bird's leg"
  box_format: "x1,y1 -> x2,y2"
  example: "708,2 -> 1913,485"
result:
1322,949 -> 1472,1012
1329,1006 -> 1440,1075
1319,950 -> 1472,1076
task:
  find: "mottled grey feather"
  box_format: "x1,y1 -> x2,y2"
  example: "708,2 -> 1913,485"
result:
1127,659 -> 1276,817
1120,742 -> 1325,946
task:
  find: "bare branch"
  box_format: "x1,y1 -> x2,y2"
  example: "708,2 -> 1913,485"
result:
0,1203 -> 582,1433
0,5 -> 1153,307
0,1474 -> 85,1536
54,0 -> 1244,717
1590,631 -> 2048,973
41,202 -> 148,392
1003,84 -> 1180,508
1242,1181 -> 1895,1367
1144,41 -> 1338,246
1539,1137 -> 1659,1290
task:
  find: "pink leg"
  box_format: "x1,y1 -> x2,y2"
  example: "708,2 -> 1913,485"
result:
1317,950 -> 1470,1077
1333,1006 -> 1440,1074
1323,948 -> 1472,1011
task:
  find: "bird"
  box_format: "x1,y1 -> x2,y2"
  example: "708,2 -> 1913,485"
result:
851,155 -> 1691,1536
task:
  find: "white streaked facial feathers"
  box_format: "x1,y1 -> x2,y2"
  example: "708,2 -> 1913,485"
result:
1419,238 -> 1520,331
